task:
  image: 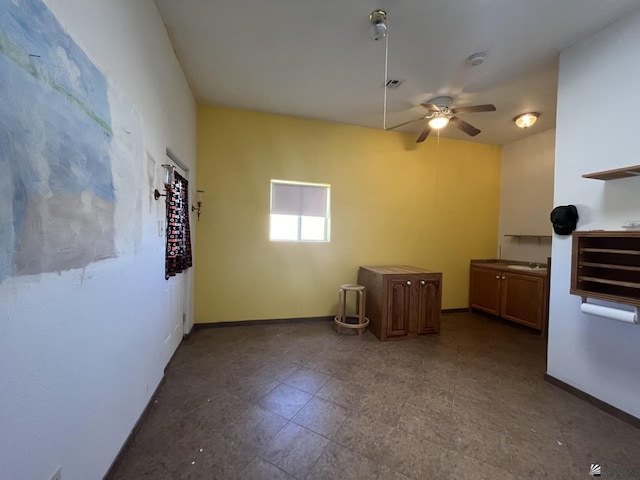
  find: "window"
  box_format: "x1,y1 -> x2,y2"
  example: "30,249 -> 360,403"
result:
270,180 -> 330,242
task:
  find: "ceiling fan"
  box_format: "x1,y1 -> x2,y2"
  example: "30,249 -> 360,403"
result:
387,96 -> 496,143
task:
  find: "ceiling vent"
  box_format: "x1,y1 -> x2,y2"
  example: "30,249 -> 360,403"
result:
466,52 -> 487,66
385,79 -> 403,89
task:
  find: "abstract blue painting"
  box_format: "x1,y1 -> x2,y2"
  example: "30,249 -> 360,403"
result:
0,0 -> 116,282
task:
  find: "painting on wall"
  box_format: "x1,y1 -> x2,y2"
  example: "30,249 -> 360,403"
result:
0,0 -> 117,283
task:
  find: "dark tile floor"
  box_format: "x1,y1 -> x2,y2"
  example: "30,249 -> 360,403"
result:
108,312 -> 640,480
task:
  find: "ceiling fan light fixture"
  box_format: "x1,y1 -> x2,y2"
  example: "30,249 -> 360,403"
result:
369,9 -> 387,41
429,115 -> 449,129
514,112 -> 539,128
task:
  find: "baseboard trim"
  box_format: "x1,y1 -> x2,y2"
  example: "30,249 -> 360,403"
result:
193,312 -> 469,329
193,316 -> 334,329
544,373 -> 640,430
442,308 -> 469,313
102,375 -> 166,480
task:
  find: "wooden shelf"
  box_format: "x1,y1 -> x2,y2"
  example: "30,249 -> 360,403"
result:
571,231 -> 640,307
578,276 -> 640,290
580,247 -> 640,255
504,234 -> 552,246
579,262 -> 640,272
582,164 -> 640,181
504,235 -> 552,239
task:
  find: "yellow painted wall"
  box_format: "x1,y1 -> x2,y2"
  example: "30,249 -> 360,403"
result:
195,105 -> 501,323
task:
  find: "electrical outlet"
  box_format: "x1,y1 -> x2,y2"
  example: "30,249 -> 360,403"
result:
49,466 -> 61,480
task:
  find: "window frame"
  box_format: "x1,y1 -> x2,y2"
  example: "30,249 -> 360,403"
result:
269,179 -> 331,243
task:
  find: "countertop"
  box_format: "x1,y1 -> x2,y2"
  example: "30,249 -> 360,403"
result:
359,265 -> 441,275
471,259 -> 548,276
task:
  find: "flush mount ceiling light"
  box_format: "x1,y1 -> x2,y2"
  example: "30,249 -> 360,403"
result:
369,9 -> 387,41
514,112 -> 539,129
428,114 -> 450,129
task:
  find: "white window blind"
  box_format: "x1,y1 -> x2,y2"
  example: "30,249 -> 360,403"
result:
271,183 -> 328,217
270,180 -> 330,242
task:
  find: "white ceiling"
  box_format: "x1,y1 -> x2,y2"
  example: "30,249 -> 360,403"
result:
154,0 -> 640,145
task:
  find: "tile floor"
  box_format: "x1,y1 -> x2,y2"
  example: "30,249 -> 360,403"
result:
108,312 -> 640,480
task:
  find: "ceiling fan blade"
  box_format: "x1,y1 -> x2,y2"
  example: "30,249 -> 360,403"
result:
420,103 -> 442,112
386,116 -> 428,131
449,116 -> 481,136
416,126 -> 432,143
450,104 -> 496,115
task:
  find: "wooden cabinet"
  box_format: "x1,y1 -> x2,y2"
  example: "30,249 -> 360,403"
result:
469,264 -> 548,331
570,231 -> 640,306
468,267 -> 501,315
358,266 -> 442,341
500,272 -> 545,329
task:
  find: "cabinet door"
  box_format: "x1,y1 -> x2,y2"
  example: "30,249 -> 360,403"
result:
469,267 -> 501,315
387,278 -> 411,337
417,277 -> 441,334
500,272 -> 544,329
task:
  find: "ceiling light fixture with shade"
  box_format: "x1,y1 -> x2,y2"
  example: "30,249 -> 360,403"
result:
514,112 -> 539,128
369,9 -> 387,41
428,114 -> 449,129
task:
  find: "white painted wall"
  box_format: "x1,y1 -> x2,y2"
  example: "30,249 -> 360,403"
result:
498,128 -> 555,263
548,11 -> 640,418
0,1 -> 197,479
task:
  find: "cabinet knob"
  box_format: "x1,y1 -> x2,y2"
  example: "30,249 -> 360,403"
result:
495,275 -> 500,279
421,280 -> 426,285
502,277 -> 506,280
406,281 -> 411,286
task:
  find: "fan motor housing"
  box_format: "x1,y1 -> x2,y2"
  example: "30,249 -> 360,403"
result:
427,96 -> 453,108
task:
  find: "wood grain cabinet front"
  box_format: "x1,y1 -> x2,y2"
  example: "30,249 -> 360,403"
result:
470,264 -> 548,331
469,267 -> 501,316
500,271 -> 545,329
358,266 -> 442,341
